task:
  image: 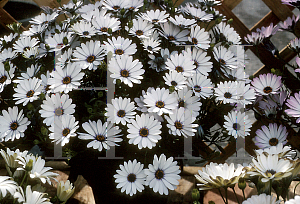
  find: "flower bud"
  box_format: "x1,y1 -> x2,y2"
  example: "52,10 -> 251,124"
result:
57,180 -> 75,204
63,37 -> 68,45
128,21 -> 133,29
108,28 -> 113,34
4,61 -> 10,72
120,8 -> 125,15
25,159 -> 33,171
238,178 -> 246,190
192,188 -> 200,201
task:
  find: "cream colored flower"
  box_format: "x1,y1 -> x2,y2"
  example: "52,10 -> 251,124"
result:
57,180 -> 75,203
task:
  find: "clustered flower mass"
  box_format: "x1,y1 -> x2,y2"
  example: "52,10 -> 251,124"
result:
0,0 -> 300,202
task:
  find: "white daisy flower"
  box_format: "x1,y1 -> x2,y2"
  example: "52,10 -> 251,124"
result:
165,52 -> 195,77
22,24 -> 48,36
187,73 -> 214,98
0,33 -> 18,44
128,18 -> 154,38
79,4 -> 106,21
29,12 -> 58,25
184,47 -> 212,76
285,195 -> 300,204
103,0 -> 127,11
188,25 -> 210,49
145,154 -> 180,195
142,34 -> 161,54
108,54 -> 144,87
56,180 -> 75,203
13,64 -> 40,84
163,70 -> 187,90
124,0 -> 143,11
0,48 -> 17,62
39,93 -> 76,126
143,87 -> 177,116
0,148 -> 28,177
285,91 -> 300,123
169,14 -> 196,28
72,40 -> 106,70
13,36 -> 39,53
45,32 -> 73,51
57,48 -> 73,68
213,46 -> 238,70
236,82 -> 256,105
13,77 -> 43,106
251,73 -> 282,95
148,48 -> 176,72
254,143 -> 293,159
92,16 -> 120,36
106,97 -> 136,125
105,36 -> 137,56
214,81 -> 239,104
0,106 -> 30,142
254,123 -> 288,149
159,22 -> 189,45
78,120 -> 122,151
215,22 -> 241,45
127,114 -> 162,149
71,21 -> 97,38
114,159 -> 146,196
0,176 -> 18,198
140,9 -> 169,24
175,87 -> 201,117
48,63 -> 84,93
22,47 -> 40,60
0,62 -> 15,93
183,5 -> 213,21
165,107 -> 198,137
224,111 -> 252,138
40,71 -> 51,94
14,185 -> 51,204
244,194 -> 280,204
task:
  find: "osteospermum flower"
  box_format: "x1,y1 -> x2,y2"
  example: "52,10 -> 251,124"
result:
224,111 -> 252,138
45,32 -> 73,51
13,36 -> 39,53
175,87 -> 201,117
0,106 -> 30,142
188,25 -> 210,49
128,18 -> 154,38
0,48 -> 17,62
92,16 -> 120,36
0,176 -> 18,198
213,46 -> 237,70
56,180 -> 75,203
187,73 -> 214,98
114,159 -> 146,196
285,91 -> 300,123
143,87 -> 177,116
78,120 -> 122,152
254,143 -> 293,159
39,93 -> 76,126
254,123 -> 288,149
242,194 -> 280,204
29,12 -> 58,25
185,48 -> 212,76
244,31 -> 264,45
148,48 -> 175,72
0,148 -> 28,177
215,22 -> 241,45
159,22 -> 189,45
168,14 -> 196,28
108,55 -> 144,87
285,195 -> 300,204
127,114 -> 162,149
142,34 -> 161,54
13,77 -> 42,106
145,154 -> 180,195
71,21 -> 97,38
194,162 -> 245,190
163,70 -> 187,90
214,81 -> 239,104
251,73 -> 282,95
183,5 -> 213,21
14,185 -> 52,204
103,0 -> 127,11
140,9 -> 169,24
165,52 -> 195,77
105,36 -> 137,56
106,97 -> 136,125
0,62 -> 15,93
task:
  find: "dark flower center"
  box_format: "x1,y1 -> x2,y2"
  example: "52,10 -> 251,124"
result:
266,169 -> 276,175
23,46 -> 30,51
63,76 -> 71,84
83,31 -> 89,36
192,38 -> 198,44
194,85 -> 201,92
113,5 -> 120,10
117,110 -> 125,118
147,46 -> 153,51
120,69 -> 129,77
10,122 -> 18,130
62,128 -> 70,136
26,90 -> 35,98
127,173 -> 136,182
0,75 -> 7,84
194,61 -> 199,67
263,86 -> 273,94
129,6 -> 135,10
168,36 -> 175,41
96,134 -> 105,142
115,49 -> 124,55
155,101 -> 165,108
155,169 -> 164,179
100,27 -> 108,32
152,19 -> 159,23
178,100 -> 184,108
232,123 -> 240,131
55,107 -> 64,116
171,81 -> 177,86
175,66 -> 183,72
45,85 -> 51,91
87,55 -> 95,63
269,138 -> 279,146
139,128 -> 149,137
136,30 -> 143,36
175,121 -> 183,129
219,59 -> 226,65
224,92 -> 232,99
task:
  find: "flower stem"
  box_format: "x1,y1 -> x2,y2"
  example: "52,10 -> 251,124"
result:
232,187 -> 241,204
269,179 -> 272,195
225,187 -> 228,204
218,188 -> 226,204
242,188 -> 246,201
20,172 -> 27,188
294,181 -> 300,197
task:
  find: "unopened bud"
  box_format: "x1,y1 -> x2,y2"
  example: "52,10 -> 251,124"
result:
128,21 -> 133,29
192,188 -> 200,201
63,37 -> 68,45
4,61 -> 10,72
108,28 -> 113,34
238,178 -> 246,190
25,159 -> 33,171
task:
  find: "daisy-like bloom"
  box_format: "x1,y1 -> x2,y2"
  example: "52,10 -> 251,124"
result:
0,48 -> 17,62
295,56 -> 300,73
39,93 -> 76,126
254,123 -> 288,149
224,111 -> 252,138
143,87 -> 177,116
57,180 -> 75,203
72,40 -> 106,70
13,77 -> 43,106
71,21 -> 97,38
248,153 -> 293,182
45,32 -> 73,51
159,22 -> 189,45
182,5 -> 213,21
48,63 -> 84,93
242,194 -> 280,204
285,195 -> 300,204
140,9 -> 169,24
105,36 -> 137,56
29,12 -> 58,25
142,34 -> 161,54
114,159 -> 146,196
0,148 -> 28,177
57,48 -> 73,68
13,64 -> 41,84
175,87 -> 201,117
128,18 -> 154,38
127,114 -> 162,149
103,0 -> 127,11
0,62 -> 15,93
285,91 -> 300,123
187,73 -> 214,98
236,82 -> 256,105
165,107 -> 198,137
198,0 -> 221,6
13,36 -> 39,53
92,16 -> 120,36
106,97 -> 136,125
244,31 -> 264,45
14,185 -> 51,204
148,48 -> 176,72
0,33 -> 18,45
213,46 -> 237,70
0,176 -> 18,198
163,70 -> 187,90
108,55 -> 144,87
257,23 -> 279,38
40,71 -> 51,94
279,15 -> 299,32
215,22 -> 241,45
184,47 -> 212,76
195,162 -> 245,190
214,81 -> 239,104
22,24 -> 48,36
254,143 -> 294,159
22,47 -> 40,59
145,154 -> 180,195
251,73 -> 282,95
165,52 -> 195,77
49,115 -> 79,146
78,120 -> 122,151
282,0 -> 300,8
124,0 -> 144,11
0,106 -> 30,142
188,25 -> 210,49
290,38 -> 300,52
169,14 -> 196,28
